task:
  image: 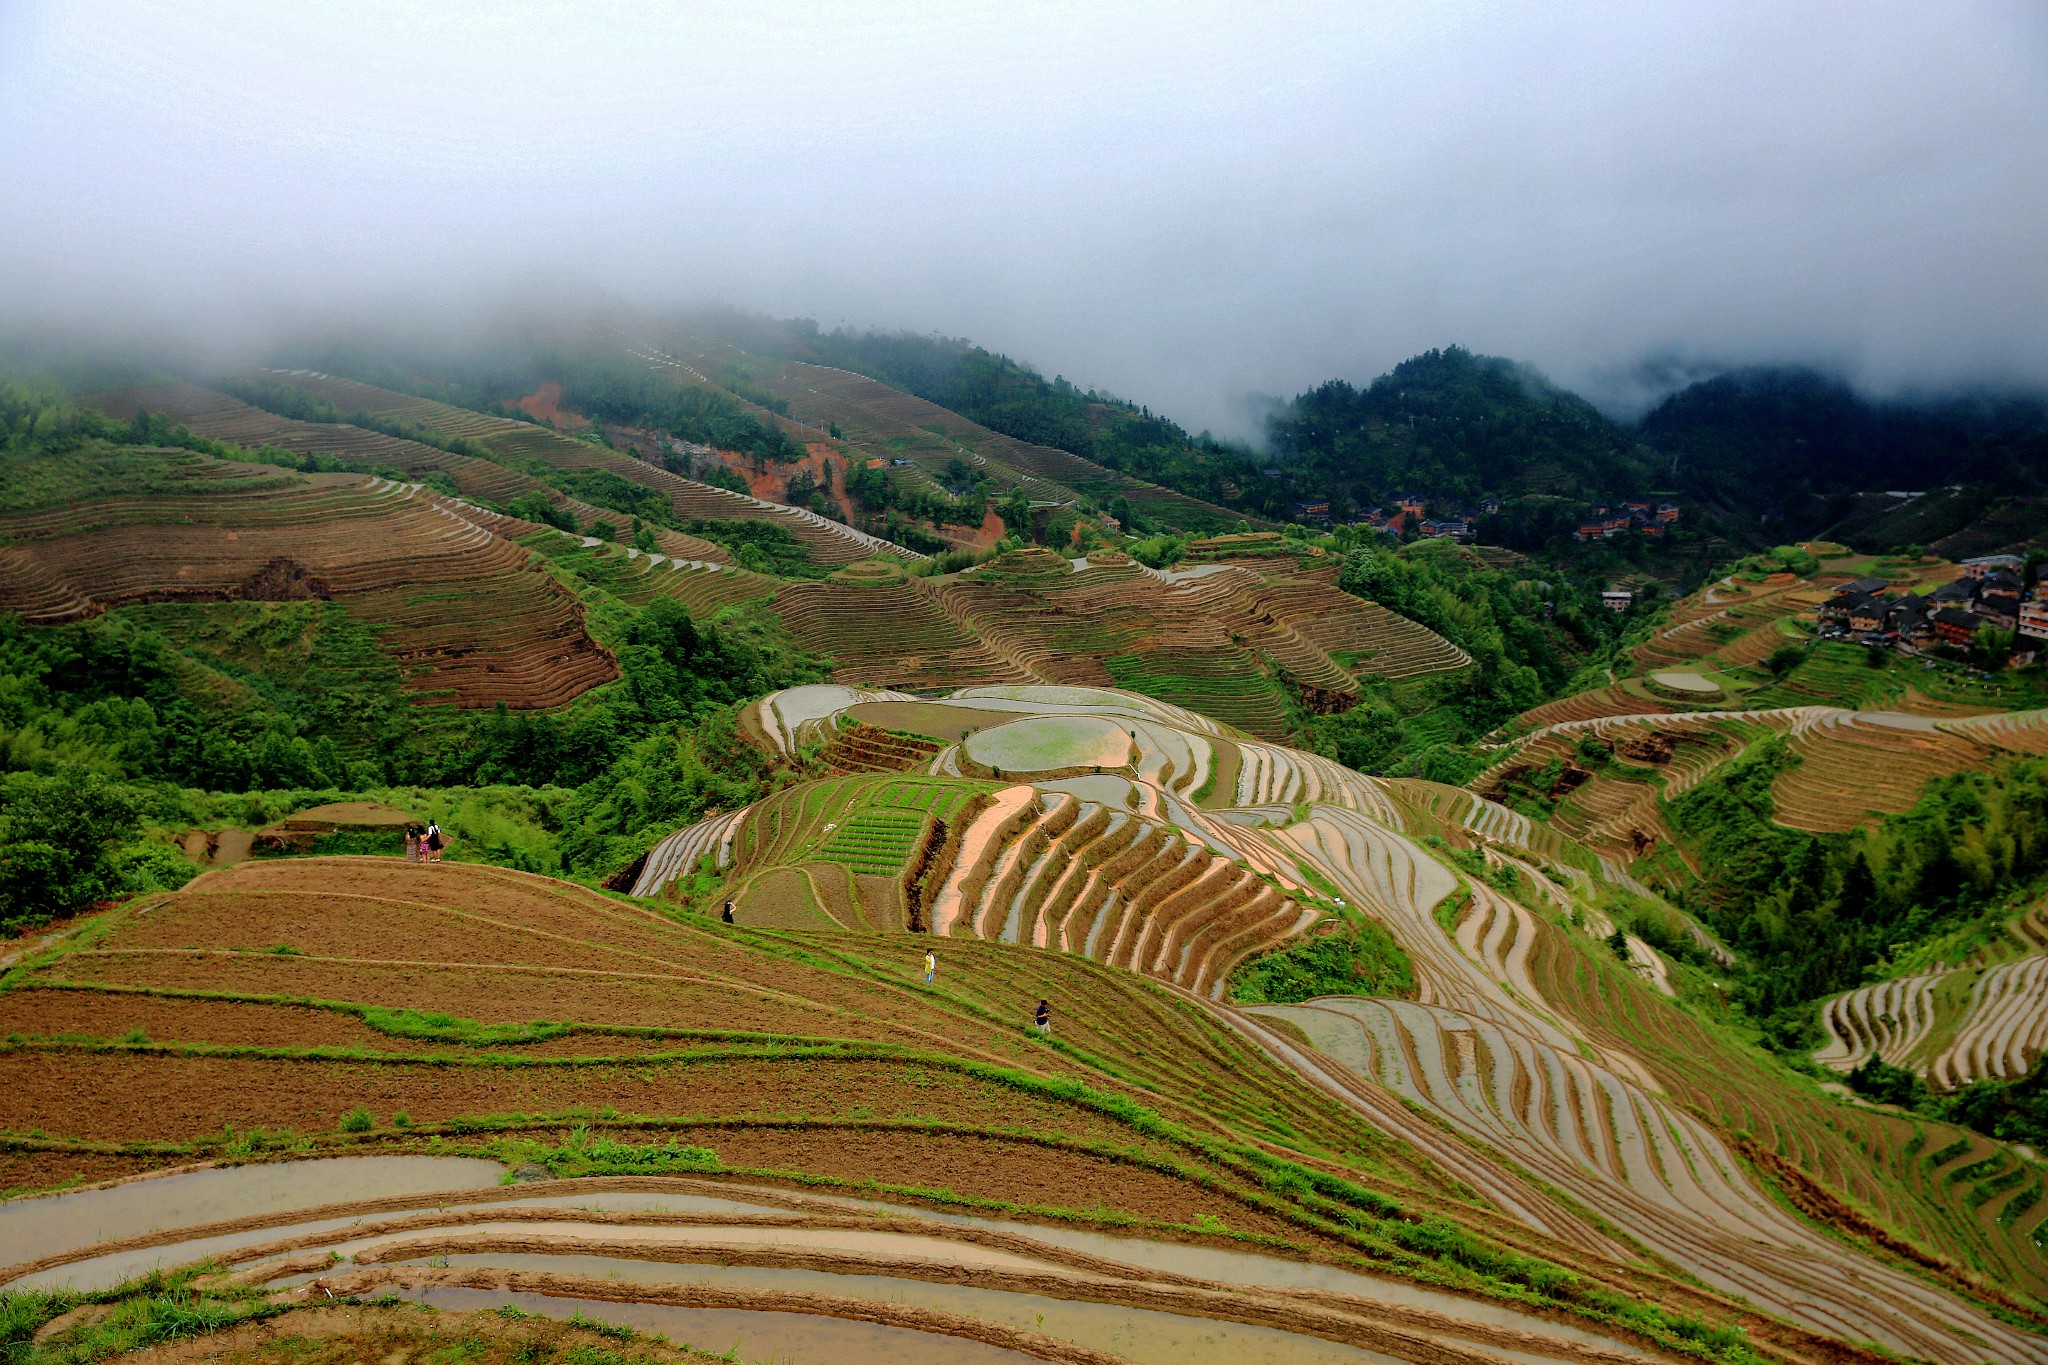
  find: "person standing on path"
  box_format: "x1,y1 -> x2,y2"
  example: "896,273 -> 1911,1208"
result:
1034,1000 -> 1051,1035
923,948 -> 936,985
722,900 -> 735,925
404,827 -> 418,862
424,821 -> 444,864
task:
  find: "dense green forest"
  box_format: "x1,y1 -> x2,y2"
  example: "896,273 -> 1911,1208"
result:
1269,349 -> 1658,511
1640,368 -> 2048,533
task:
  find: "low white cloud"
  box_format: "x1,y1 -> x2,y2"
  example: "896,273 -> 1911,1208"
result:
1,1 -> 2042,431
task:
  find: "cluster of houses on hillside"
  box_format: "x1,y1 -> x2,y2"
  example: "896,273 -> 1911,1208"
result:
1284,490 -> 1684,547
1304,492 -> 1505,540
1819,553 -> 2037,657
1573,499 -> 1681,542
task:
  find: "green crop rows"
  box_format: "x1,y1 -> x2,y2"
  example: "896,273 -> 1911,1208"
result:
815,808 -> 928,874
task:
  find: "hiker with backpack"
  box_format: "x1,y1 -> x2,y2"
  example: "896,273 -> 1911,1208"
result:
424,821 -> 444,863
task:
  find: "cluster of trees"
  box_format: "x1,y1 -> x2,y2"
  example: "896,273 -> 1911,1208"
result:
558,360 -> 799,462
715,363 -> 789,416
1667,747 -> 2048,1038
0,769 -> 189,932
674,519 -> 822,576
1846,1053 -> 2048,1150
843,460 -> 986,528
0,593 -> 827,926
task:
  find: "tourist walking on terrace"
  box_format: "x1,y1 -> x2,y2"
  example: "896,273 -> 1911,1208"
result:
722,900 -> 735,925
424,821 -> 444,863
404,827 -> 418,862
1035,1000 -> 1051,1036
924,948 -> 936,985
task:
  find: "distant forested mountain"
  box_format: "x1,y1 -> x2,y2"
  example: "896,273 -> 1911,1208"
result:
733,311 -> 2048,553
1641,368 -> 2048,523
1268,347 -> 1657,509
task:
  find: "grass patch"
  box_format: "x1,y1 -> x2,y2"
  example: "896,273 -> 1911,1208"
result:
1228,914 -> 1416,1004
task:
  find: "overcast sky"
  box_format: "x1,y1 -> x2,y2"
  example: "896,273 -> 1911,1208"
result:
2,1 -> 2044,433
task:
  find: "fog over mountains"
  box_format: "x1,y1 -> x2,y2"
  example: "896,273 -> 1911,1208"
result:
2,2 -> 2044,435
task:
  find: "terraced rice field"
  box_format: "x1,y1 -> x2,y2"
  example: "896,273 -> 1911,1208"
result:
773,571 -> 1028,688
5,860 -> 1763,1365
1768,710 -> 1992,833
672,342 -> 1248,529
0,470 -> 615,706
1225,807 -> 2048,1361
1940,707 -> 2048,755
90,381 -> 540,509
251,370 -> 921,564
758,548 -> 1465,740
1483,701 -> 2013,847
12,684 -> 2047,1363
1632,573 -> 1815,670
1817,907 -> 2048,1090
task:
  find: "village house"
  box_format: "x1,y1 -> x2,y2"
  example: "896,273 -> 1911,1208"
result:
1960,553 -> 2025,580
1819,591 -> 1879,627
1978,570 -> 2023,623
1601,587 -> 1635,612
1848,597 -> 1888,634
1932,606 -> 1981,648
2020,599 -> 2048,642
1929,578 -> 1978,607
1290,498 -> 1331,524
1888,598 -> 1934,646
1656,503 -> 1679,523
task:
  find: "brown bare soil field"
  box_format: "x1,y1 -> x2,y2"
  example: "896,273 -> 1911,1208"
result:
0,1148 -> 172,1196
0,470 -> 616,708
513,380 -> 584,430
691,1127 -> 1311,1239
0,989 -> 431,1052
40,956 -> 915,1048
120,1304 -> 738,1365
0,1052 -> 1153,1155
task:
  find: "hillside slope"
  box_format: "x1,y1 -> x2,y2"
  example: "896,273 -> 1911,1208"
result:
10,687 -> 2046,1363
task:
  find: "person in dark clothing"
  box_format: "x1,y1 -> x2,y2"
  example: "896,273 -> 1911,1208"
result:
1034,1000 -> 1051,1035
722,901 -> 735,925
